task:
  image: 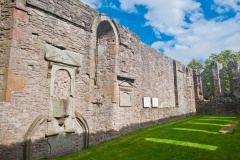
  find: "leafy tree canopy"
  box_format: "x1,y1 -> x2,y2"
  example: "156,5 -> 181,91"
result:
204,50 -> 240,92
188,50 -> 240,94
187,59 -> 204,70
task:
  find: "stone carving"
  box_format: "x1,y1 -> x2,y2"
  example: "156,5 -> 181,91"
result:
152,98 -> 158,107
45,44 -> 82,136
118,76 -> 134,107
45,44 -> 82,67
143,97 -> 151,108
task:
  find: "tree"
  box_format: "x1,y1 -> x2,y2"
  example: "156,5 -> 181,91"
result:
204,50 -> 240,93
187,59 -> 204,70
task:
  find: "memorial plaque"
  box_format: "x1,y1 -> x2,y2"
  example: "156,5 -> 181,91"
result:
52,98 -> 69,118
143,97 -> 151,108
152,98 -> 158,107
120,91 -> 132,107
119,79 -> 133,107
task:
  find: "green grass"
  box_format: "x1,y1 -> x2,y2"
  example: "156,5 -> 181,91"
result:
51,116 -> 240,160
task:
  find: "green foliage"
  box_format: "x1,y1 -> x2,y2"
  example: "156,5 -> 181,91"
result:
52,116 -> 240,160
187,59 -> 204,70
204,50 -> 240,92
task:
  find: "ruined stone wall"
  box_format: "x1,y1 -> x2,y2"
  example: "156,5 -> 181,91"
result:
0,0 -> 196,159
196,98 -> 240,115
195,62 -> 240,115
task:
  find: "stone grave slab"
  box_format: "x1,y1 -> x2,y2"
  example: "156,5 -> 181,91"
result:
219,127 -> 234,134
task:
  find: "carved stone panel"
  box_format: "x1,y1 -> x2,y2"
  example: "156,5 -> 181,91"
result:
118,79 -> 134,107
45,44 -> 82,67
52,98 -> 69,118
120,91 -> 132,107
45,44 -> 81,136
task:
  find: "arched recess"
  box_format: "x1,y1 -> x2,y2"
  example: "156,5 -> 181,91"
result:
23,113 -> 89,160
23,115 -> 47,160
93,15 -> 120,103
75,111 -> 89,148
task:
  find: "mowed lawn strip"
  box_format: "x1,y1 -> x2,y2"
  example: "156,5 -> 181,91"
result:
51,116 -> 240,160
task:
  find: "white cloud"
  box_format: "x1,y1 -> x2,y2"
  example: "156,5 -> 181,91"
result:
213,0 -> 240,13
109,2 -> 118,9
118,0 -> 240,64
80,0 -> 102,8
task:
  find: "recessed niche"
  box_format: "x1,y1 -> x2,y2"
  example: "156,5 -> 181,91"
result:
118,76 -> 134,107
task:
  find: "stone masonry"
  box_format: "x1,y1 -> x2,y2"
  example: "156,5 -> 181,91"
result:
0,0 -> 196,159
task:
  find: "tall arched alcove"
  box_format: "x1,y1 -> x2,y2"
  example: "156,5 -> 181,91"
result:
94,16 -> 119,103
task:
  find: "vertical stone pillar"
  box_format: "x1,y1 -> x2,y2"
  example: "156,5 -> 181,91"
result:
209,63 -> 224,96
228,61 -> 240,97
200,70 -> 208,99
173,60 -> 179,106
0,1 -> 15,101
194,69 -> 207,100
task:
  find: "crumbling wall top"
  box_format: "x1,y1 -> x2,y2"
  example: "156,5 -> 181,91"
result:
22,0 -> 98,31
113,21 -> 140,47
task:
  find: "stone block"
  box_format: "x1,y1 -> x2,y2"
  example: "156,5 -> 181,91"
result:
5,68 -> 27,102
102,84 -> 114,95
13,8 -> 29,23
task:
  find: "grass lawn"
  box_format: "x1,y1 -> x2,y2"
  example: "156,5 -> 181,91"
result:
51,116 -> 240,160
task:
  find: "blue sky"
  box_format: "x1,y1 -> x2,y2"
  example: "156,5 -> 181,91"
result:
81,0 -> 240,64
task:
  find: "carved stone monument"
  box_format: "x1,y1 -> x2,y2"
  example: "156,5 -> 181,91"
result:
119,80 -> 133,107
44,44 -> 82,155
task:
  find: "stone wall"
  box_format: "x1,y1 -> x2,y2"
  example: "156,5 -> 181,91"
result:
196,97 -> 240,115
0,0 -> 15,101
0,0 -> 196,159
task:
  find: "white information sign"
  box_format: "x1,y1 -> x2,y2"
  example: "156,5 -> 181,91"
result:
152,98 -> 158,107
143,97 -> 151,108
